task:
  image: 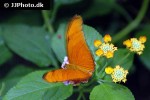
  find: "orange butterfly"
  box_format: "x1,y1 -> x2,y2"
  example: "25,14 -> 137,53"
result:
43,15 -> 95,85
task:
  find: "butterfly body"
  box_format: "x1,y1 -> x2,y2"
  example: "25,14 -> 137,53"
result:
43,15 -> 95,84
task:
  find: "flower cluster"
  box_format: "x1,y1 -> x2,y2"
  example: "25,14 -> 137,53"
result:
105,65 -> 128,83
94,34 -> 117,58
123,36 -> 147,55
94,35 -> 147,84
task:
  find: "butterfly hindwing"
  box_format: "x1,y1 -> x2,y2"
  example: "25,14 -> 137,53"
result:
44,69 -> 91,82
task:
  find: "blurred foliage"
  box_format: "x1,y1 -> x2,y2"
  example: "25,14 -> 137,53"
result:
0,65 -> 35,96
2,25 -> 58,67
136,25 -> 150,70
0,29 -> 12,65
0,0 -> 150,100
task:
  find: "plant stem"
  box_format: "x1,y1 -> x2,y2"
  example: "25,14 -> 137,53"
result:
82,93 -> 86,100
77,92 -> 82,100
97,79 -> 112,84
50,3 -> 60,23
113,0 -> 149,43
118,52 -> 131,65
0,82 -> 5,96
98,61 -> 108,76
83,89 -> 92,92
42,10 -> 54,34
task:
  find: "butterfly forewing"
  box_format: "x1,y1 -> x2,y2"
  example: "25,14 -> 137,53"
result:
66,15 -> 95,72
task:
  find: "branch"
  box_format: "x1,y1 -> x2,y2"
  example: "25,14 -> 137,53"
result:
42,10 -> 54,34
113,0 -> 149,43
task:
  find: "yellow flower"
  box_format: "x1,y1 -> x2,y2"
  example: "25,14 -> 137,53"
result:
111,65 -> 128,83
106,51 -> 113,58
139,36 -> 147,43
95,49 -> 103,56
104,34 -> 112,43
94,34 -> 117,58
105,67 -> 113,74
123,36 -> 146,55
94,40 -> 102,47
123,39 -> 132,48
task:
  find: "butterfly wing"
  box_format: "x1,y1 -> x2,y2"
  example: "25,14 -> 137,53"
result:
43,69 -> 91,82
66,15 -> 95,71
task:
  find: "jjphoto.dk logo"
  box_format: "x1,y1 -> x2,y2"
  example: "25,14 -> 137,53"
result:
4,2 -> 44,8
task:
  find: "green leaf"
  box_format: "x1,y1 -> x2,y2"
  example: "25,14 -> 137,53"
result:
136,27 -> 150,70
83,25 -> 103,60
2,25 -> 58,67
110,49 -> 134,70
90,83 -> 135,100
83,0 -> 116,18
0,65 -> 34,97
51,24 -> 66,63
0,28 -> 12,65
4,71 -> 73,100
